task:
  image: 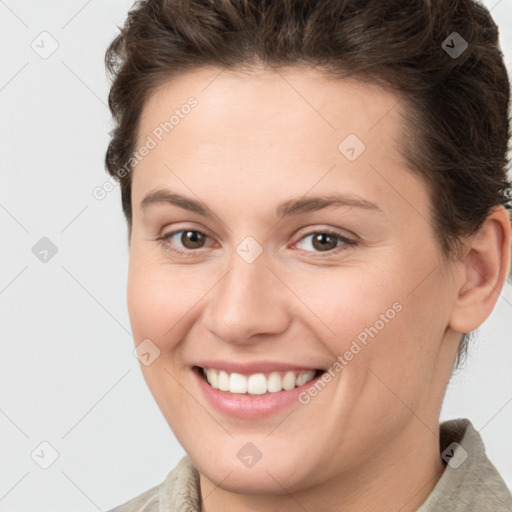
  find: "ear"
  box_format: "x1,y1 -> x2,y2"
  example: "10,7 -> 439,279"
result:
449,207 -> 512,334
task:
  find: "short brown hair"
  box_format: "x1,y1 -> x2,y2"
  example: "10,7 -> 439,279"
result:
104,0 -> 511,369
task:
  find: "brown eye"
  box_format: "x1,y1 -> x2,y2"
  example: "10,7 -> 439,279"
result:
179,230 -> 207,249
295,230 -> 356,254
158,229 -> 212,255
311,233 -> 339,251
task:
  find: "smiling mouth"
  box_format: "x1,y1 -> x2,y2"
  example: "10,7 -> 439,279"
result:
194,366 -> 324,395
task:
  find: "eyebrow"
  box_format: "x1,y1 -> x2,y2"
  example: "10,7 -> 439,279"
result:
140,188 -> 382,218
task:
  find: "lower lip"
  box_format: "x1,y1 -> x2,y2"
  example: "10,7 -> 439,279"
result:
193,367 -> 325,419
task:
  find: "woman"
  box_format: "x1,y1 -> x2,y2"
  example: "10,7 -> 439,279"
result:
104,0 -> 512,510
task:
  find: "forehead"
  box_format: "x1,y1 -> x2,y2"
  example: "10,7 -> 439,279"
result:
132,65 -> 429,224
138,65 -> 404,147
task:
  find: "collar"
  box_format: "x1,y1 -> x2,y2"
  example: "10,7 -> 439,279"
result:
417,418 -> 512,511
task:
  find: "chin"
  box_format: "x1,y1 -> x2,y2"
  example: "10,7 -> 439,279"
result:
192,450 -> 316,495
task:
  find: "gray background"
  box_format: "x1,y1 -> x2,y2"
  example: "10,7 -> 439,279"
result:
1,1 -> 511,510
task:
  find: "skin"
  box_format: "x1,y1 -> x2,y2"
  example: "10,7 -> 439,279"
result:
126,65 -> 511,512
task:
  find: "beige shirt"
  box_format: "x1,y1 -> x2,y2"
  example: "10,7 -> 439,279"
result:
108,418 -> 512,511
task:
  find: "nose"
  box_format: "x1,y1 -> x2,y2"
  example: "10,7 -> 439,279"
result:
202,246 -> 291,346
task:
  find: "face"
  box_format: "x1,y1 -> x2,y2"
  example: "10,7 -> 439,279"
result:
127,66 -> 460,496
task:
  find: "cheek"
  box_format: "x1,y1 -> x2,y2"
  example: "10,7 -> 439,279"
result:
303,260 -> 447,386
290,267 -> 404,347
127,253 -> 199,344
342,276 -> 450,423
126,257 -> 201,424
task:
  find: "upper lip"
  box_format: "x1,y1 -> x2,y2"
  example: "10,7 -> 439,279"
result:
194,360 -> 322,375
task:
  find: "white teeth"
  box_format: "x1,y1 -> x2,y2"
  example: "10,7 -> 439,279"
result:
206,369 -> 218,389
267,372 -> 282,393
282,371 -> 296,390
296,371 -> 312,387
229,372 -> 247,393
247,373 -> 267,395
218,370 -> 229,391
202,368 -> 317,394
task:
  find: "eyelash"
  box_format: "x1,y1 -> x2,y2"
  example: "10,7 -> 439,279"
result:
156,228 -> 357,258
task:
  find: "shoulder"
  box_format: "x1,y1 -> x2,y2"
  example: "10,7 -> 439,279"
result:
418,418 -> 512,511
106,456 -> 201,512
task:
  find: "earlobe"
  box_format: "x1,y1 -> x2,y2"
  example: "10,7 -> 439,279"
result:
449,207 -> 512,334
